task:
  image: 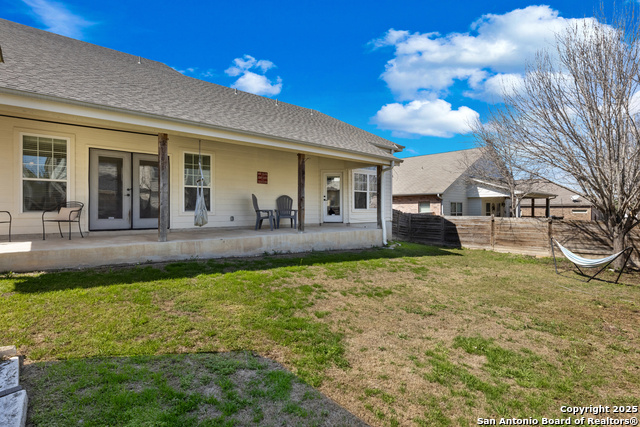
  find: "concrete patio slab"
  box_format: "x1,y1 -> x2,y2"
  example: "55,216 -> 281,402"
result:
0,224 -> 383,272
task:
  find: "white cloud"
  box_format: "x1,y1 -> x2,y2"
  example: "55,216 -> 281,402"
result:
369,5 -> 598,138
231,72 -> 283,97
372,99 -> 479,138
629,92 -> 640,116
371,6 -> 585,101
225,54 -> 282,96
21,0 -> 94,39
464,73 -> 525,101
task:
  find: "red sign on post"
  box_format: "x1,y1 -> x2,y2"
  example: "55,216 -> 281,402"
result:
257,171 -> 268,184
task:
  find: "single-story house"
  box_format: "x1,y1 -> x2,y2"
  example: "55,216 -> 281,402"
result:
0,19 -> 402,270
517,180 -> 601,221
392,149 -> 555,217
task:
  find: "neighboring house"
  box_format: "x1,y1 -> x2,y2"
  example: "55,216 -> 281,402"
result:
392,149 -> 555,217
518,180 -> 601,221
393,149 -> 485,216
0,19 -> 402,241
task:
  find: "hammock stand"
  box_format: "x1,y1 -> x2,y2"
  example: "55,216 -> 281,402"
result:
550,238 -> 633,284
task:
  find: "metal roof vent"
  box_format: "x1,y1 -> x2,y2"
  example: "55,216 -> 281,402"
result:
0,45 -> 4,63
571,195 -> 580,202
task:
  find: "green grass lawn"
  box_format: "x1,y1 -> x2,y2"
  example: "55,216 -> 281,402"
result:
1,243 -> 639,426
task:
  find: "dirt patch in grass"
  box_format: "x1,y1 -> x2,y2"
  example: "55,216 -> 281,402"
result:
297,253 -> 640,426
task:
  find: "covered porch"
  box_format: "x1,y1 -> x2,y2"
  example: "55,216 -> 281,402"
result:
0,224 -> 383,272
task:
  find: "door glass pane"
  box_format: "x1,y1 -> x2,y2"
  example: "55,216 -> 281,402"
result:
138,159 -> 159,219
326,176 -> 340,216
98,156 -> 123,219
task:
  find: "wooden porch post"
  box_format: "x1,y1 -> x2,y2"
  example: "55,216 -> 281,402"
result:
298,153 -> 305,232
531,198 -> 535,217
377,165 -> 382,229
545,198 -> 551,218
158,133 -> 169,242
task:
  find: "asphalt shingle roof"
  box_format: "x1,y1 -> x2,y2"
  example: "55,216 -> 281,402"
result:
0,18 -> 400,160
523,180 -> 592,207
393,149 -> 481,195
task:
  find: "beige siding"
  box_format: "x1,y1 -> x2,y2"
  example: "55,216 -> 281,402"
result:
0,114 -> 393,236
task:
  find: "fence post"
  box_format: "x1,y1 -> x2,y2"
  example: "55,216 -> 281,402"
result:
441,215 -> 446,246
490,215 -> 495,250
393,210 -> 397,237
547,218 -> 553,256
408,212 -> 413,242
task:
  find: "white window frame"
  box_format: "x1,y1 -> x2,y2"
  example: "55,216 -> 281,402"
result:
183,151 -> 213,213
572,209 -> 588,214
21,133 -> 70,213
451,202 -> 463,216
418,202 -> 431,213
352,168 -> 378,210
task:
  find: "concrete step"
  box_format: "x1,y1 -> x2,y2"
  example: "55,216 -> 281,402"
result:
0,357 -> 19,391
0,355 -> 27,427
0,389 -> 27,427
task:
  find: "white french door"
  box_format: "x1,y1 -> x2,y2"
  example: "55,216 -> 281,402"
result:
322,172 -> 343,223
89,149 -> 163,230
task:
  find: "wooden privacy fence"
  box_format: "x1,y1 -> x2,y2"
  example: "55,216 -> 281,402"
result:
392,210 -> 640,265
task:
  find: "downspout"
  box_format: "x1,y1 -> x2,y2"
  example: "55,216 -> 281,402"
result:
380,161 -> 395,245
436,194 -> 443,215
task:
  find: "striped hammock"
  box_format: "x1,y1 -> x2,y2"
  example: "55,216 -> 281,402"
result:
551,238 -> 633,283
554,240 -> 627,268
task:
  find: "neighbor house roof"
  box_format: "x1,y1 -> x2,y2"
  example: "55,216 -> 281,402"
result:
393,149 -> 482,196
524,180 -> 592,207
0,18 -> 401,161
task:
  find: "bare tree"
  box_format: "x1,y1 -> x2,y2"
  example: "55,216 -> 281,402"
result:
465,118 -> 543,217
476,6 -> 640,267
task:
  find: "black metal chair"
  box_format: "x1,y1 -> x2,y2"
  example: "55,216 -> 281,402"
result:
275,195 -> 297,229
252,194 -> 274,231
0,211 -> 11,242
42,201 -> 84,240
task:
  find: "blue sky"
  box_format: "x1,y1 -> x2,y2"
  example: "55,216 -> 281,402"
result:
0,0 -> 612,157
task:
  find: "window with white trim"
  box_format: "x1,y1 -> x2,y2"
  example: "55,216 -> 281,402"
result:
22,134 -> 68,211
184,153 -> 211,211
572,209 -> 588,214
451,202 -> 463,216
353,168 -> 377,209
418,202 -> 431,213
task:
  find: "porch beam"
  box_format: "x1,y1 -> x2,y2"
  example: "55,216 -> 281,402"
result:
158,133 -> 169,242
298,153 -> 305,232
377,165 -> 382,229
